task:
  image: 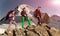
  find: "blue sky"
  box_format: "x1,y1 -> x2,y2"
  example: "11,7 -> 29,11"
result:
0,0 -> 60,18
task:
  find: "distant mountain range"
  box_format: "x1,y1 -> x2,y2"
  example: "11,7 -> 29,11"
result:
48,15 -> 60,29
49,15 -> 60,23
51,15 -> 60,21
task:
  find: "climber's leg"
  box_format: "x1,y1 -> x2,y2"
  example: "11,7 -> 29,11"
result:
27,18 -> 32,26
21,16 -> 25,28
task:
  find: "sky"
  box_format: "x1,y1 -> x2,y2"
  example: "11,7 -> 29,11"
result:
0,0 -> 60,18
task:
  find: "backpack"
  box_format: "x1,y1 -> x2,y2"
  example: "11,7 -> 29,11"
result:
5,11 -> 13,20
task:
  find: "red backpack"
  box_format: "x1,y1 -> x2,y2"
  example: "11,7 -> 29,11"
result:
8,13 -> 13,18
5,11 -> 13,20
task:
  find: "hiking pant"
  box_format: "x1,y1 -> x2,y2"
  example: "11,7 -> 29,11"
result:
37,17 -> 41,25
21,16 -> 32,28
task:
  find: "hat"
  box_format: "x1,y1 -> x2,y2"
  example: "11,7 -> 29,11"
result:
38,6 -> 41,8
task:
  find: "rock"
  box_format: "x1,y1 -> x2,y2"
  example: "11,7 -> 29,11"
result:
4,29 -> 13,36
48,28 -> 60,36
35,25 -> 49,36
27,30 -> 39,36
0,24 -> 60,36
41,13 -> 49,24
26,25 -> 36,30
58,30 -> 60,34
14,29 -> 25,36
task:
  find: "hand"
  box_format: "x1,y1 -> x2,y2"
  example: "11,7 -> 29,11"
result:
24,15 -> 26,16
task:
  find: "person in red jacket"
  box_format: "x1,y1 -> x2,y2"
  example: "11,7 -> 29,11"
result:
34,7 -> 41,25
6,10 -> 18,29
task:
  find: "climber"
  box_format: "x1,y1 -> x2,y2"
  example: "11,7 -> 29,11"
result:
34,6 -> 41,25
21,7 -> 32,28
6,10 -> 18,29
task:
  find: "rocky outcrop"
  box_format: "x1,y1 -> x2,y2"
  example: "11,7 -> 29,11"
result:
0,23 -> 60,36
41,13 -> 49,24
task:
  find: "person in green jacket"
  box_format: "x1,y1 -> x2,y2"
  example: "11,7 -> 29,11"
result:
21,7 -> 32,28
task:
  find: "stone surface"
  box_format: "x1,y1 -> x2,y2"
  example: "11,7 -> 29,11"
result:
0,24 -> 60,36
